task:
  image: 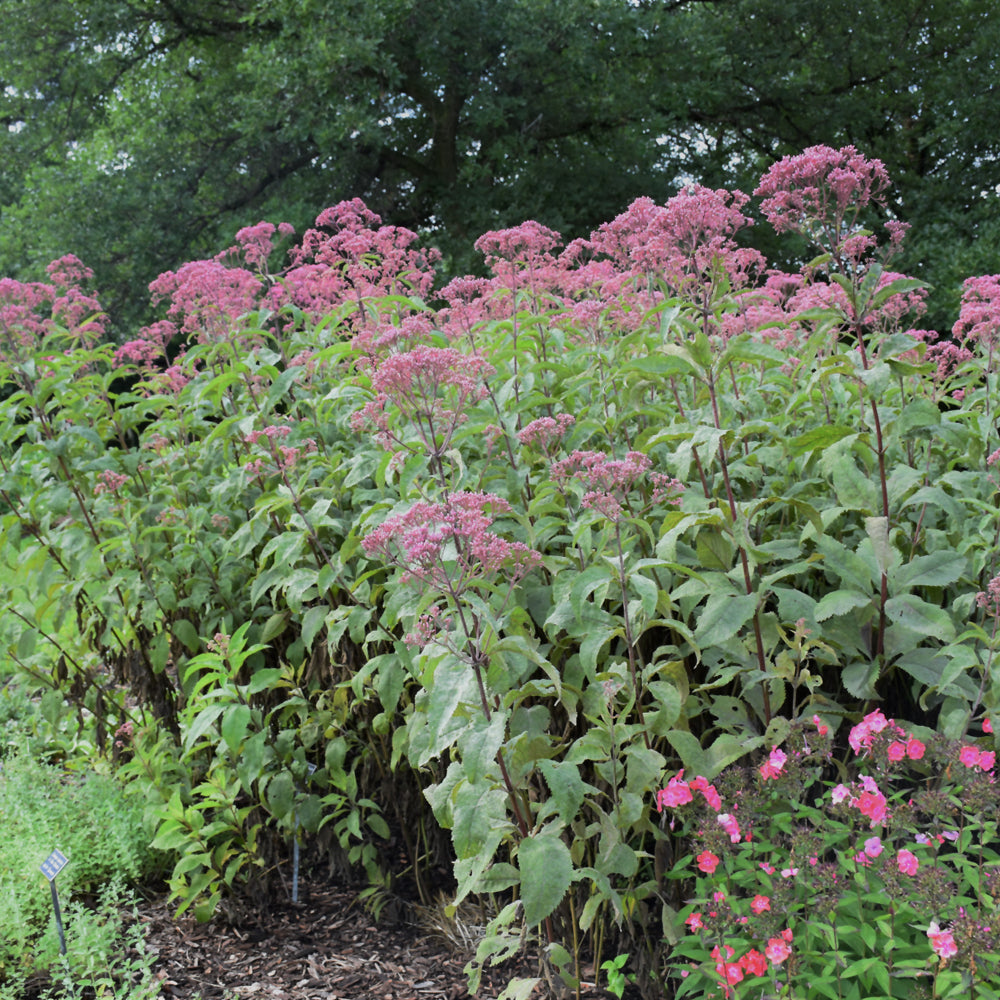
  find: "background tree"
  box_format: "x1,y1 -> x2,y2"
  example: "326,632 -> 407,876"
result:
1,0 -> 997,334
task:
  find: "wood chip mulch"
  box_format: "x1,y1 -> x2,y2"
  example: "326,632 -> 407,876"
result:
123,878 -> 615,1000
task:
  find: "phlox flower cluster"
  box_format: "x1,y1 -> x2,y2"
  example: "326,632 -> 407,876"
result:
361,492 -> 541,595
551,449 -> 683,522
657,712 -> 1000,996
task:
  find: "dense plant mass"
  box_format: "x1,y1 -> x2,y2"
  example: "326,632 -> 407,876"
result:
2,144 -> 1000,997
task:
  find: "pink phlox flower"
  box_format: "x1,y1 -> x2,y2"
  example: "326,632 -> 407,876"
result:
689,776 -> 723,811
849,709 -> 891,754
897,848 -> 919,875
863,836 -> 883,858
780,867 -> 798,879
696,850 -> 720,874
759,746 -> 787,780
759,861 -> 776,875
739,948 -> 768,977
710,944 -> 744,987
984,717 -> 994,734
887,740 -> 906,762
657,772 -> 693,810
750,894 -> 770,915
960,745 -> 983,768
856,788 -> 888,827
764,936 -> 792,965
906,736 -> 926,760
831,783 -> 854,805
684,911 -> 703,931
927,921 -> 958,960
716,813 -> 741,843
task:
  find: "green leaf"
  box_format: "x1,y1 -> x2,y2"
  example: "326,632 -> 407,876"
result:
897,397 -> 942,435
864,516 -> 892,576
172,618 -> 201,655
458,711 -> 507,784
884,595 -> 957,641
452,779 -> 509,859
694,592 -> 757,646
892,552 -> 966,591
221,703 -> 252,754
824,446 -> 878,513
538,759 -> 591,826
787,425 -> 855,457
266,771 -> 295,820
518,833 -> 573,927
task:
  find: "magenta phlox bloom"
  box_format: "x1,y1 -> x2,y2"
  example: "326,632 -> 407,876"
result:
696,850 -> 720,874
657,771 -> 693,810
759,746 -> 787,780
928,921 -> 958,959
897,848 -> 919,875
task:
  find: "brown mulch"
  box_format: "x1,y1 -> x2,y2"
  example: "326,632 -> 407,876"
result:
123,878 -> 616,1000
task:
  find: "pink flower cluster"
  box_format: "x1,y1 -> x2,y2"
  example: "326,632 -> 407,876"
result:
953,274 -> 1000,346
351,346 -> 494,455
517,414 -> 576,451
703,928 -> 794,994
927,921 -> 958,960
847,708 -> 924,757
551,449 -> 683,521
242,425 -> 317,476
361,492 -> 542,593
831,774 -> 889,827
0,255 -> 105,365
755,144 -> 890,241
93,470 -> 129,496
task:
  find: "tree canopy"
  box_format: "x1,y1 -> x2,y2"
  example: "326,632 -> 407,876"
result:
1,0 -> 998,333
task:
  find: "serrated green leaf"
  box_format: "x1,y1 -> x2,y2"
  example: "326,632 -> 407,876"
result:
538,759 -> 591,826
694,592 -> 756,645
892,552 -> 966,591
518,833 -> 573,927
453,779 -> 509,859
884,595 -> 956,641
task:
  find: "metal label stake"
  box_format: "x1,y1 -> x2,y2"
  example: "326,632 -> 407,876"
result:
40,849 -> 69,955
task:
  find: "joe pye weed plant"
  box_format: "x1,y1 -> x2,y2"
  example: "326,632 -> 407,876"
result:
6,144 -> 1000,999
